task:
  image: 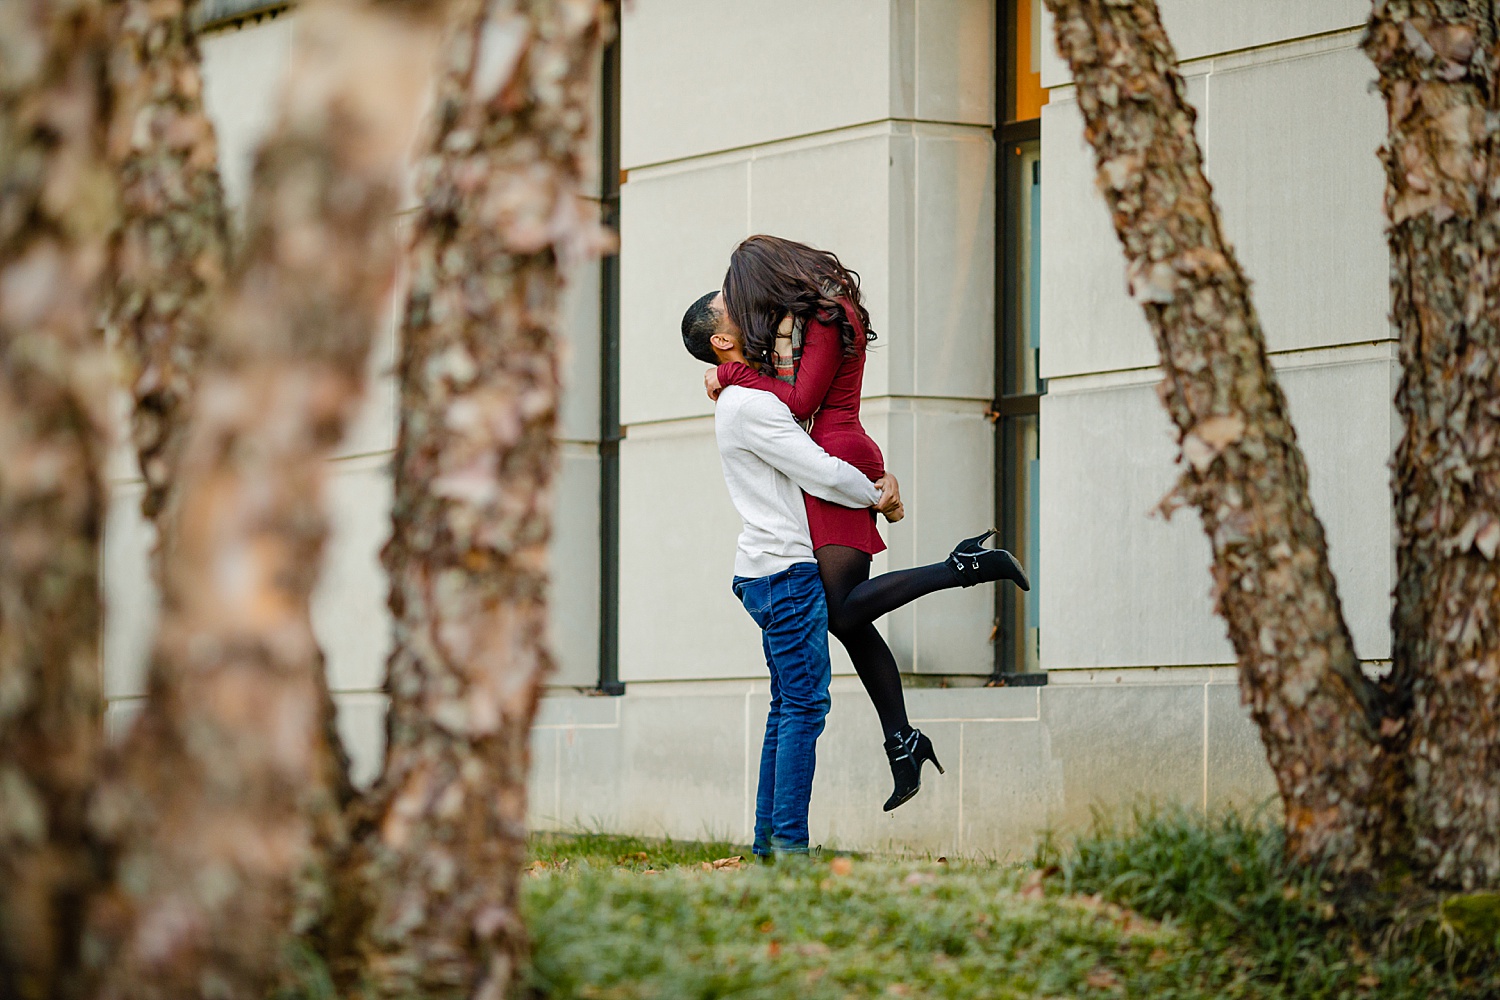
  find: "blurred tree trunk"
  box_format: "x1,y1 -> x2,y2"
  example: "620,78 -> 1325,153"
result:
84,2 -> 446,997
1042,0 -> 1389,876
332,2 -> 610,997
0,3 -> 116,998
99,0 -> 356,914
102,0 -> 230,557
1366,3 -> 1500,891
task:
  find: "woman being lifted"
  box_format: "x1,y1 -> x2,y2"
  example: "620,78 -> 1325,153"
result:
707,234 -> 1030,812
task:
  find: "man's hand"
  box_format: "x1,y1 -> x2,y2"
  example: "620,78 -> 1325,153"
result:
873,472 -> 904,523
704,366 -> 723,401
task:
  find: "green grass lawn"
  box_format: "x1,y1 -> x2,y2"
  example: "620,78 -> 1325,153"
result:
520,813 -> 1497,1000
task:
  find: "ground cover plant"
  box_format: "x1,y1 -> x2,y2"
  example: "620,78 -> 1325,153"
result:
515,813 -> 1497,1000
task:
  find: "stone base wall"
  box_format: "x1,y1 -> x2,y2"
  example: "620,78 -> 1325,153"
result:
525,670 -> 1280,859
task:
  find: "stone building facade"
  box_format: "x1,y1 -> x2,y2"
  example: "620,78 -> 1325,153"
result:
103,0 -> 1390,859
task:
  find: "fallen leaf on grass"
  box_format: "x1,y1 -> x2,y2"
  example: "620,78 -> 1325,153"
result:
1148,948 -> 1169,966
1357,973 -> 1381,989
1085,967 -> 1120,989
618,851 -> 649,863
641,869 -> 663,875
903,872 -> 937,887
1021,870 -> 1048,899
701,856 -> 743,871
767,940 -> 781,958
829,857 -> 853,876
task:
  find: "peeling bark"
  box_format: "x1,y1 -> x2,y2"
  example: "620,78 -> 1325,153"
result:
102,0 -> 230,551
98,3 -> 357,940
0,3 -> 116,998
334,2 -> 611,997
1366,2 -> 1500,891
84,3 -> 445,997
1043,0 -> 1386,873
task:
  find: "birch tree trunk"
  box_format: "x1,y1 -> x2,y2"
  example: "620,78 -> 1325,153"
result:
1042,0 -> 1389,874
84,3 -> 445,997
1366,2 -> 1500,891
335,2 -> 610,996
0,4 -> 116,998
99,0 -> 356,909
102,0 -> 230,551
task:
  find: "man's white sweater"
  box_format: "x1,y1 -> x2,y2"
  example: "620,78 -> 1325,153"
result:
714,385 -> 880,579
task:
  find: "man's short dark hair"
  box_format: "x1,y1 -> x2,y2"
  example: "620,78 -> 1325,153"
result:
681,290 -> 722,364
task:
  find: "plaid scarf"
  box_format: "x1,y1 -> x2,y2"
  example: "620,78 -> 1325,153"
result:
771,281 -> 839,385
772,312 -> 804,385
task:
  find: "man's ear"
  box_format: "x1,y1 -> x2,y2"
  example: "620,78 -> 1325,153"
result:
710,331 -> 736,353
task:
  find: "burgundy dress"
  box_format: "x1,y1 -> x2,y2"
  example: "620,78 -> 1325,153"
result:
717,300 -> 886,555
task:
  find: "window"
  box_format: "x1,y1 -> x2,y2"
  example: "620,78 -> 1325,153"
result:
994,0 -> 1046,676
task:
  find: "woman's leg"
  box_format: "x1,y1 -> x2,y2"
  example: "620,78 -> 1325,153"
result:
816,545 -> 910,739
840,562 -> 963,627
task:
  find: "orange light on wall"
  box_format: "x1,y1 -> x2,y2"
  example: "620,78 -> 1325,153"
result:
1012,0 -> 1049,122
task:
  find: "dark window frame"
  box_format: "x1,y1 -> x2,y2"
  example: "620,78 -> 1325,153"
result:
992,2 -> 1046,681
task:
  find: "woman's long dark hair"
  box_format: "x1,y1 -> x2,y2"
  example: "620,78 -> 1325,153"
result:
722,235 -> 876,373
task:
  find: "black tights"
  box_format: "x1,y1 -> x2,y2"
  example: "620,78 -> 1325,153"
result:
815,545 -> 962,740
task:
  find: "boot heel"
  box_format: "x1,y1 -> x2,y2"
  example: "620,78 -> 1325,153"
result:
919,737 -> 945,774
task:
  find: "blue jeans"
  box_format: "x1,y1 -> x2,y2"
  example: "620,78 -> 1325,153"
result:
733,562 -> 832,857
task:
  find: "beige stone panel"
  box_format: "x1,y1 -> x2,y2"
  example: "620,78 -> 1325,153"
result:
1040,353 -> 1392,669
620,0 -> 891,169
1039,77 -> 1204,380
957,719 -> 1063,862
813,713 -> 963,856
616,692 -> 749,841
911,0 -> 996,126
334,691 -> 388,790
199,15 -> 296,210
901,402 -> 996,675
1042,683 -> 1205,831
1209,42 -> 1388,355
555,725 -> 628,832
558,254 -> 603,444
528,726 -> 560,830
1205,683 -> 1279,814
619,157 -> 748,427
616,421 -> 768,683
533,695 -> 624,831
749,128 -> 903,398
311,457 -> 393,693
548,446 -> 601,689
1275,353 -> 1395,660
853,399 -> 993,678
907,686 -> 1042,722
536,693 -> 621,729
1039,379 -> 1228,670
1038,0 -> 1366,87
1039,350 -> 1394,670
913,127 -> 994,401
102,482 -> 157,699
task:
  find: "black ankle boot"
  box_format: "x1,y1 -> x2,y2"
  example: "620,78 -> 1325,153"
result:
883,727 -> 944,812
947,530 -> 1030,591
